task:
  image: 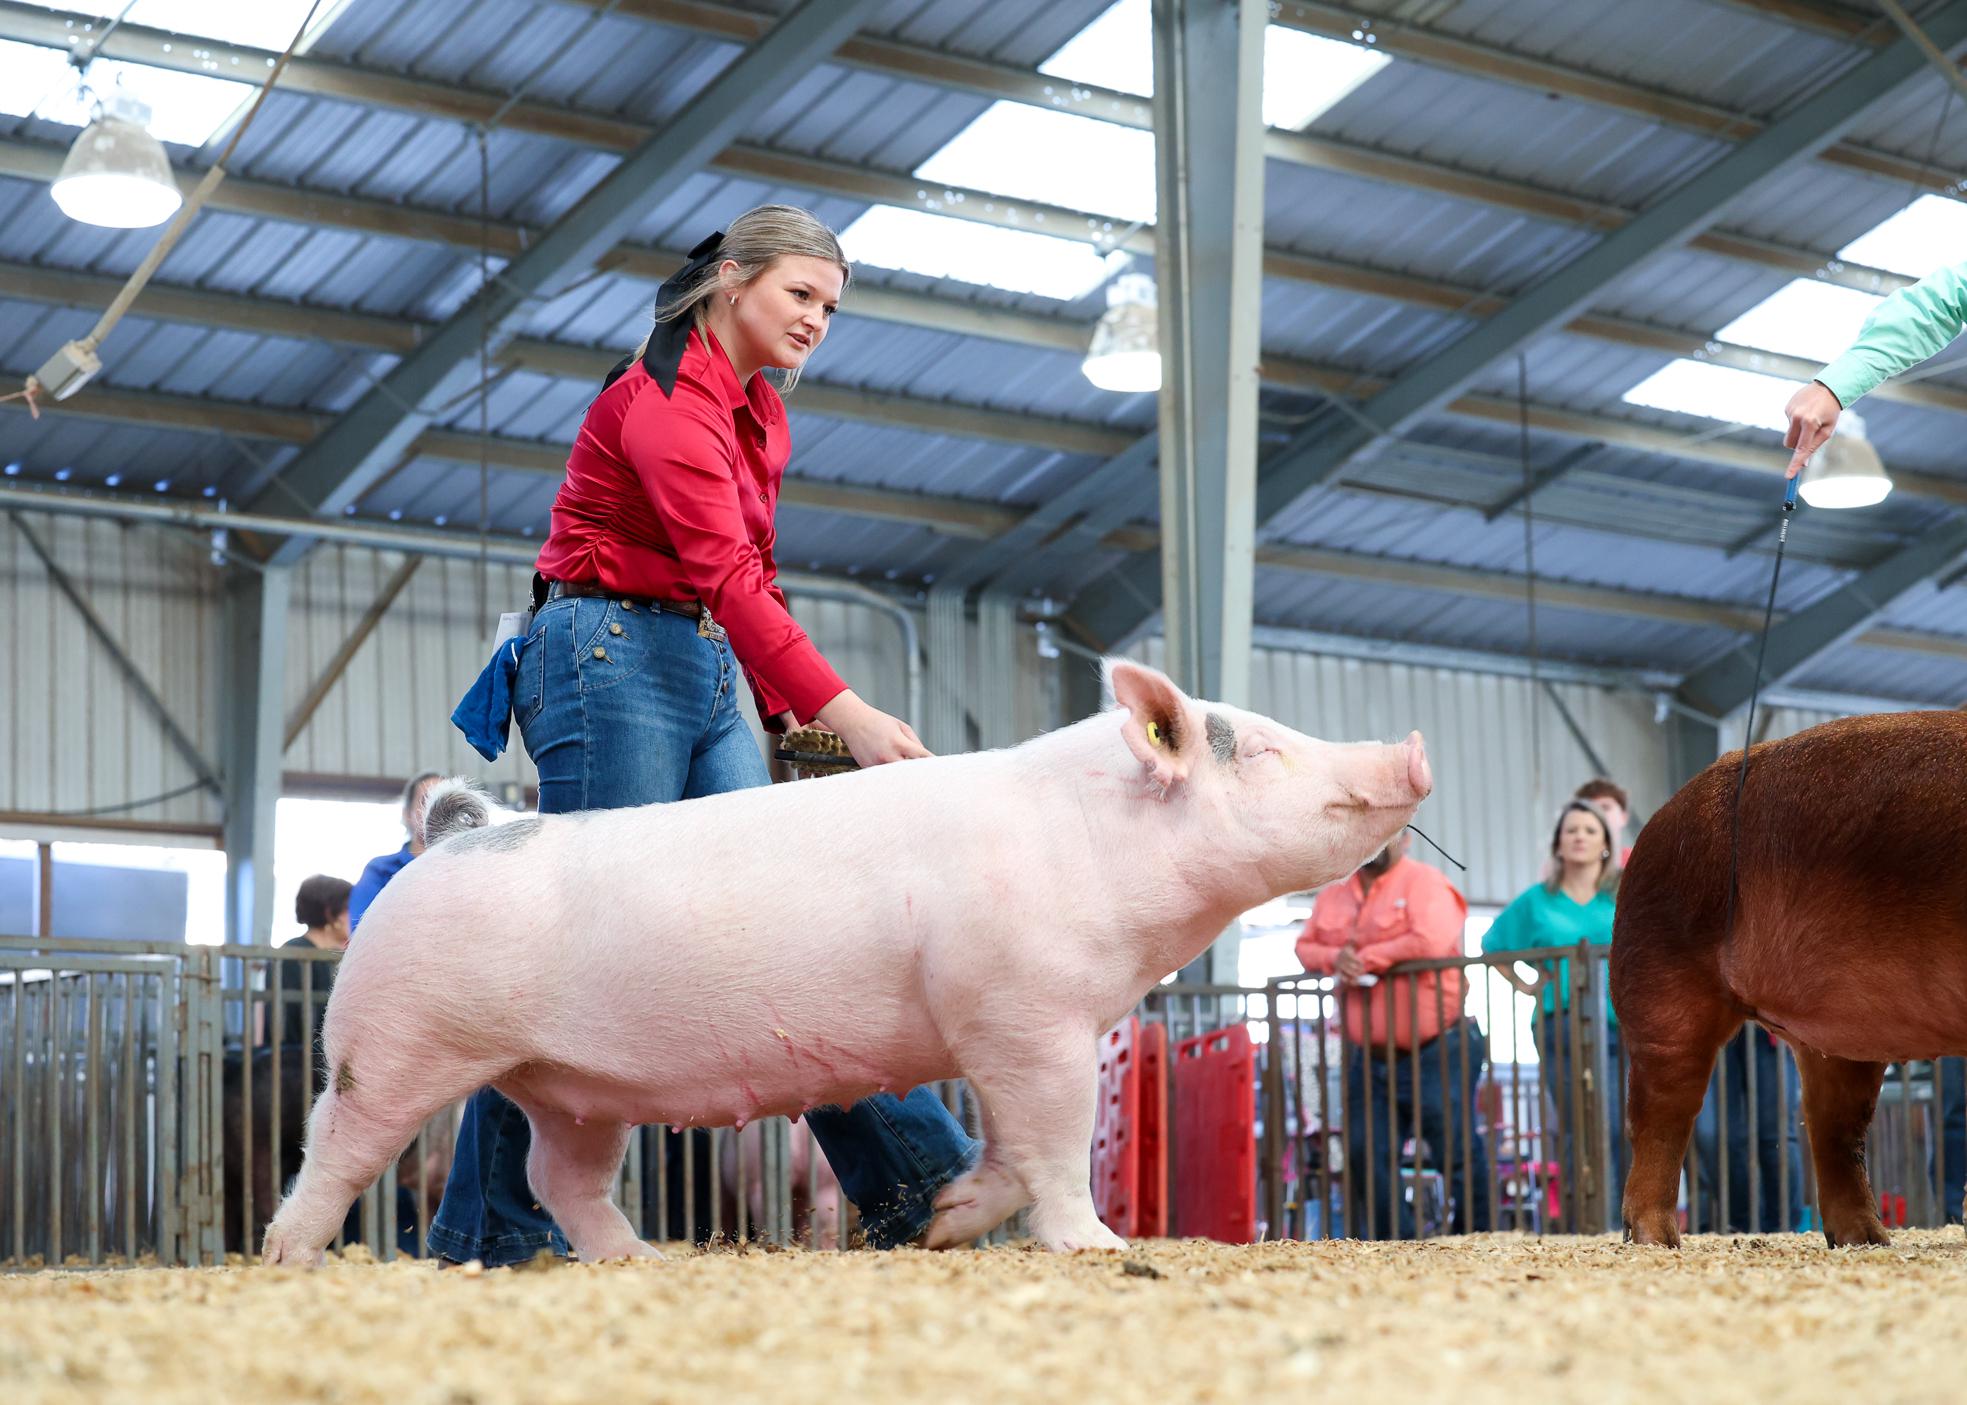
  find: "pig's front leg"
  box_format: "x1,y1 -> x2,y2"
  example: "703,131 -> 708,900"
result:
928,1030 -> 1125,1254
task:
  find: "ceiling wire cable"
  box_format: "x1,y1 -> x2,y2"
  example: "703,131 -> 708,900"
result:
478,127 -> 493,641
16,0 -> 328,413
33,780 -> 209,819
1518,354 -> 1545,828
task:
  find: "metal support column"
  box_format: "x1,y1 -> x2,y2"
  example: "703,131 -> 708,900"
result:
221,565 -> 291,946
1665,708 -> 1721,794
974,592 -> 1020,750
1149,0 -> 1266,707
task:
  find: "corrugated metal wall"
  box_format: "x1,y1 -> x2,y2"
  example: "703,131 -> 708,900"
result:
3,514 -> 1901,894
1127,638 -> 1670,908
1,513 -> 223,834
285,546 -> 539,792
1726,705 -> 1848,749
5,518 -> 1062,838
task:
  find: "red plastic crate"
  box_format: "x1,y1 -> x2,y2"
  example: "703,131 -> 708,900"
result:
1174,1025 -> 1257,1243
1093,1017 -> 1141,1236
1136,1021 -> 1169,1238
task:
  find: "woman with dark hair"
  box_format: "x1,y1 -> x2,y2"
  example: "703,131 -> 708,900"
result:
278,875 -> 353,1050
431,205 -> 977,1266
1482,800 -> 1623,1220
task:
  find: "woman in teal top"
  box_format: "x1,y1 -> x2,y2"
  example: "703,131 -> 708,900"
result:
1481,802 -> 1619,1028
1784,259 -> 1966,475
1482,799 -> 1622,1215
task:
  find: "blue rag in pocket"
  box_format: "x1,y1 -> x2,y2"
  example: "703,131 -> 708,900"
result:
452,637 -> 523,761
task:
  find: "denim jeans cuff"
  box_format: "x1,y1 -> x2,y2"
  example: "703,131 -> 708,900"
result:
855,1142 -> 982,1250
425,1221 -> 569,1268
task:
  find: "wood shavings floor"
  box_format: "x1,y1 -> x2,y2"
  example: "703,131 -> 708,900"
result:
6,1231 -> 1966,1404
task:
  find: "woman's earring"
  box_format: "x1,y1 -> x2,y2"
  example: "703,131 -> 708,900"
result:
729,294 -> 738,307
1602,848 -> 1612,860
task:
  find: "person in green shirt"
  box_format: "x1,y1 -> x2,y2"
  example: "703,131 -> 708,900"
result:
1783,259 -> 1967,476
1482,799 -> 1622,1222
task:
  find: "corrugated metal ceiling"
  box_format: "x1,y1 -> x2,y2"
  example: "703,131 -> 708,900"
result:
0,0 -> 1961,702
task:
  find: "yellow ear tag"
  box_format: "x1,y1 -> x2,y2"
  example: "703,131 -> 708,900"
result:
1146,721 -> 1162,748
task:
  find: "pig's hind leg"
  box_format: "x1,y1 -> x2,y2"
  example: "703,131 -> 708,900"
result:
1620,1003 -> 1741,1248
1794,1049 -> 1890,1248
930,1032 -> 1124,1254
506,1096 -> 659,1262
263,1055 -> 476,1267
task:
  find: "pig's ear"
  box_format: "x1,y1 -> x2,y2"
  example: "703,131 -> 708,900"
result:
1105,660 -> 1193,797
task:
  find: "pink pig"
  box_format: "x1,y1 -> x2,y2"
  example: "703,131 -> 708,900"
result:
263,661 -> 1431,1264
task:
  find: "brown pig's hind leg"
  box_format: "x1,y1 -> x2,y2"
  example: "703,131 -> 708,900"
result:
1620,1004 -> 1739,1249
1794,1048 -> 1890,1248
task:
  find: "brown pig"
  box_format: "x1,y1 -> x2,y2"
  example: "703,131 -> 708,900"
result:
1611,709 -> 1967,1248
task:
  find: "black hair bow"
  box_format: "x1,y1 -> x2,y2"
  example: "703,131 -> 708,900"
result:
601,229 -> 725,397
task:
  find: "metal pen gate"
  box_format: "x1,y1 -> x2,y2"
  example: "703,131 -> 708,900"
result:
0,935 -> 994,1267
7,935 -> 1960,1268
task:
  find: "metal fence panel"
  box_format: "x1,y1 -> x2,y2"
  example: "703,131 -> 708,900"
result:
6,936 -> 1962,1265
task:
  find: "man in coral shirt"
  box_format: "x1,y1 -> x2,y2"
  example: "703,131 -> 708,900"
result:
1298,834 -> 1491,1238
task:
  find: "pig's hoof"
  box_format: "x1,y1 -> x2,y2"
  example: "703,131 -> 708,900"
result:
1623,1212 -> 1681,1249
260,1228 -> 325,1269
1824,1218 -> 1892,1249
581,1238 -> 664,1263
1031,1212 -> 1127,1253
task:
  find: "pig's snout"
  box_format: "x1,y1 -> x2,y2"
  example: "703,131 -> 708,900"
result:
1405,731 -> 1432,799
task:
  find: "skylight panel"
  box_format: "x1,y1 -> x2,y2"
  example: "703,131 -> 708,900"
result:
1262,24 -> 1390,130
1038,0 -> 1390,130
0,38 -> 75,118
35,58 -> 254,145
1837,194 -> 1967,280
1715,279 -> 1883,364
838,206 -> 1118,301
26,1 -> 345,53
1622,360 -> 1796,433
1039,0 -> 1150,95
14,2 -> 347,147
913,102 -> 1156,225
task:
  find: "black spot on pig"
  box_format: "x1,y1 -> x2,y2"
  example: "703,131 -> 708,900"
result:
1206,712 -> 1235,765
443,816 -> 544,855
335,1062 -> 356,1095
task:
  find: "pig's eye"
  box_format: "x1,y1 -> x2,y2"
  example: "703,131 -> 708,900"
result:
1238,736 -> 1280,763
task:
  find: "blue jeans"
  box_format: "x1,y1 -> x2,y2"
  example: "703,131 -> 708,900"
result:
427,596 -> 979,1264
1344,1017 -> 1492,1238
1692,1027 -> 1801,1234
1534,1011 -> 1625,1230
1934,1058 -> 1967,1224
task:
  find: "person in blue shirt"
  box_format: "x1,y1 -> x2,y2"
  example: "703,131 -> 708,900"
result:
1482,799 -> 1622,1225
348,771 -> 443,930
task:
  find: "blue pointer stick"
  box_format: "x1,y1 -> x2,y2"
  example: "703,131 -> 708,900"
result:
1783,473 -> 1800,510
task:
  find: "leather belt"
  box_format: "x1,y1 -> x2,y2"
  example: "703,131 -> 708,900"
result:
546,579 -> 706,619
543,579 -> 724,640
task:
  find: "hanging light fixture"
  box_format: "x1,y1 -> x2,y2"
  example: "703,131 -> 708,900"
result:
1798,410 -> 1894,509
50,89 -> 182,230
1082,272 -> 1160,393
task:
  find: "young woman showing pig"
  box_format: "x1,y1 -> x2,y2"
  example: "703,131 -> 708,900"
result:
423,205 -> 980,1266
1481,800 -> 1624,1216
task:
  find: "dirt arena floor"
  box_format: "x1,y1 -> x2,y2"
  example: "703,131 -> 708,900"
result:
6,1230 -> 1967,1404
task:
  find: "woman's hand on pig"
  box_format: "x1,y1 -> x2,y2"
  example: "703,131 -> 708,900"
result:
817,690 -> 934,767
